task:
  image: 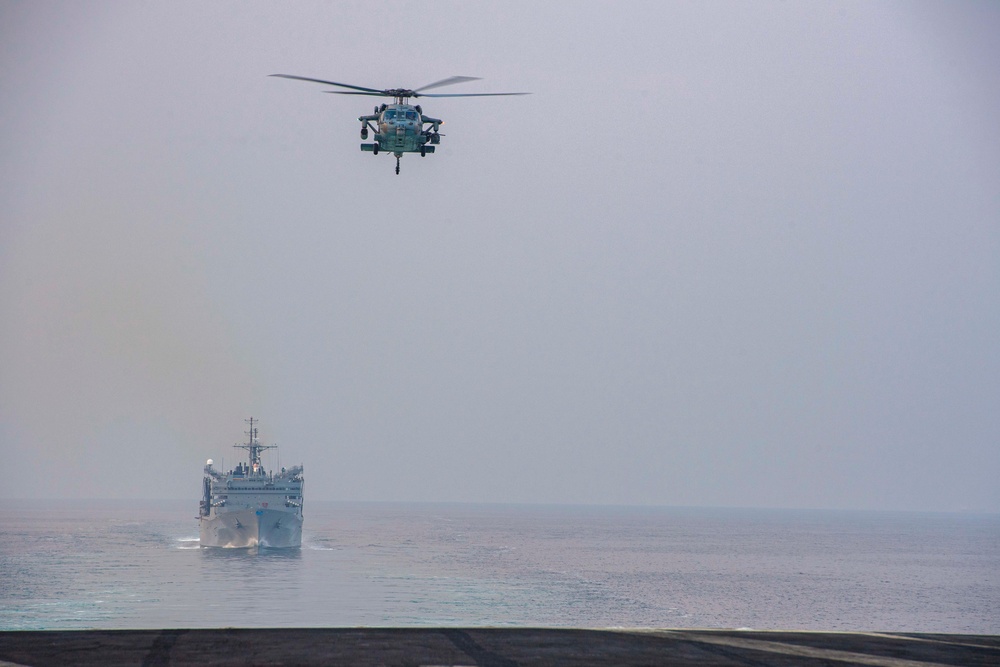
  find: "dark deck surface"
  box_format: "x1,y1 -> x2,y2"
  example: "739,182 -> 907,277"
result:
1,628 -> 998,666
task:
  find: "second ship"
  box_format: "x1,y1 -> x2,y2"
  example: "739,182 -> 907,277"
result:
199,418 -> 304,548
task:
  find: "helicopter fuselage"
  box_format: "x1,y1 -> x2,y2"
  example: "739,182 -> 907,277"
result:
359,104 -> 440,157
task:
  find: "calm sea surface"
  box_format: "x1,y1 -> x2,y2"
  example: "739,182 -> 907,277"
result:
1,500 -> 997,632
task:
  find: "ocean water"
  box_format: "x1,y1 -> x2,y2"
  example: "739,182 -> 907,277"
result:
1,500 -> 997,632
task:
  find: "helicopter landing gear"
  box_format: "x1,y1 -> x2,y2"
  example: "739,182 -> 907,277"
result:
420,146 -> 426,157
361,127 -> 368,140
372,143 -> 379,155
395,156 -> 401,175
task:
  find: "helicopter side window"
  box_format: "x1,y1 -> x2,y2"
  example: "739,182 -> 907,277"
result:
405,111 -> 417,120
384,109 -> 397,119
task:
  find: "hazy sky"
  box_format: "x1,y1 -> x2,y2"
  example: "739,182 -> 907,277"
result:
2,1 -> 998,511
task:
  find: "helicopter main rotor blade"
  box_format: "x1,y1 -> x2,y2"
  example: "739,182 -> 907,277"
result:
269,74 -> 384,94
323,91 -> 388,97
414,76 -> 481,93
417,92 -> 532,98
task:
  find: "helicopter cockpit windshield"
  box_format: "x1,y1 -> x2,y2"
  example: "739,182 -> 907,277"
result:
383,109 -> 418,122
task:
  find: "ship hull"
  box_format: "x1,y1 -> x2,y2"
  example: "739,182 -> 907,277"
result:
199,508 -> 302,548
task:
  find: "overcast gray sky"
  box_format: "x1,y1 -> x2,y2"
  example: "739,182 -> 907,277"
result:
2,1 -> 998,511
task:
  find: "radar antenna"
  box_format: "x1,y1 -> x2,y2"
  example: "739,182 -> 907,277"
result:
234,416 -> 276,476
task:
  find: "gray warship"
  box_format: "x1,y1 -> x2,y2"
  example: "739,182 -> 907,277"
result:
199,418 -> 304,548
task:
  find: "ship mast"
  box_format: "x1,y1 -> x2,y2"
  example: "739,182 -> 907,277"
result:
234,416 -> 276,475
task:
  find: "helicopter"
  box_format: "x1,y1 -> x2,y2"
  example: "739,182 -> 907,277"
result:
271,74 -> 529,174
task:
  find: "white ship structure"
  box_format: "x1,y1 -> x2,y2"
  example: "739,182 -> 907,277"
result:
199,418 -> 304,548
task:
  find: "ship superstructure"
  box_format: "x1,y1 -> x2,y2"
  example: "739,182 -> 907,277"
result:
199,418 -> 304,548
